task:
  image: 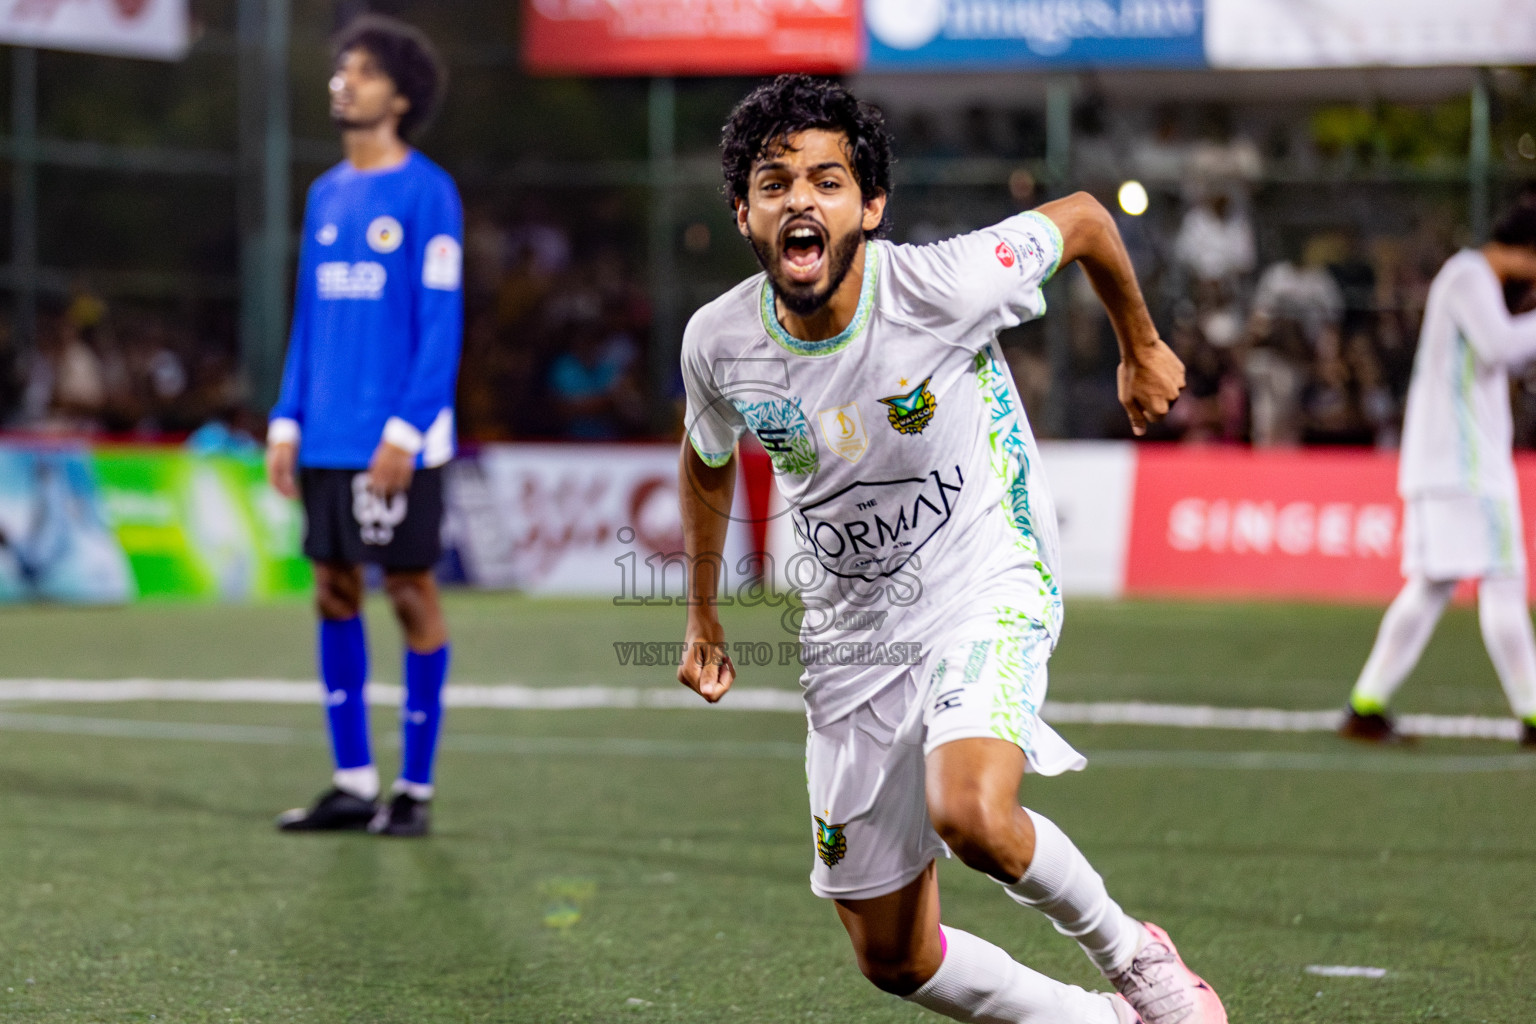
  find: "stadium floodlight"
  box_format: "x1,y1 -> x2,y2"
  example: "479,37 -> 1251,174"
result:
1117,180 -> 1149,217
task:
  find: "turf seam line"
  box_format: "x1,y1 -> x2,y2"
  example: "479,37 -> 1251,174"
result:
1,711 -> 1533,771
0,680 -> 1523,740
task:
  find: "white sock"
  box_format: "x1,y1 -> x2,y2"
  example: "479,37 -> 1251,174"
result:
1351,577 -> 1455,713
333,765 -> 380,800
392,779 -> 434,801
1000,809 -> 1144,976
906,925 -> 1118,1024
1478,576 -> 1536,720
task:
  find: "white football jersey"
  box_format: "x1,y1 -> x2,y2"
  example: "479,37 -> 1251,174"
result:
1400,249 -> 1536,502
682,211 -> 1067,727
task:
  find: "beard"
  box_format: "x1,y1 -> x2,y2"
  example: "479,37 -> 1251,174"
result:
750,224 -> 863,318
332,108 -> 390,133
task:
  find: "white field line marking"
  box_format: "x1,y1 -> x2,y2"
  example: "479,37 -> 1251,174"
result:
0,711 -> 1534,773
1305,966 -> 1388,979
0,680 -> 1523,740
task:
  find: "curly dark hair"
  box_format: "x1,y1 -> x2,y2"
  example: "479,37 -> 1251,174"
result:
333,14 -> 445,141
1493,202 -> 1536,250
721,75 -> 893,238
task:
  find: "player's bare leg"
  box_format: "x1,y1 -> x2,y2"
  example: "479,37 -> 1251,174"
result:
277,561 -> 377,831
383,569 -> 448,652
371,568 -> 451,835
315,561 -> 365,620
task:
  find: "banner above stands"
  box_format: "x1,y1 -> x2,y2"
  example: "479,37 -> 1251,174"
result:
524,0 -> 1536,74
864,0 -> 1205,72
0,0 -> 189,61
1205,0 -> 1536,70
522,0 -> 863,76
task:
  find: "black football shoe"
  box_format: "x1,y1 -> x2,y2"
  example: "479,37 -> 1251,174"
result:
367,792 -> 431,837
275,787 -> 377,831
1520,721 -> 1536,749
1338,707 -> 1414,746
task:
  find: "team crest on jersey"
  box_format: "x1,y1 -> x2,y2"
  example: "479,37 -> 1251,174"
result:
367,216 -> 404,253
817,403 -> 868,464
735,397 -> 818,475
879,377 -> 937,435
813,816 -> 848,867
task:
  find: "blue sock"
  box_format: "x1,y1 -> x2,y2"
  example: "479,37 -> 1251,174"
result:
401,645 -> 449,789
319,617 -> 371,771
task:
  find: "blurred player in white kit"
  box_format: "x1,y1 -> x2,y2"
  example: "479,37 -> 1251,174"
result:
1343,203 -> 1536,747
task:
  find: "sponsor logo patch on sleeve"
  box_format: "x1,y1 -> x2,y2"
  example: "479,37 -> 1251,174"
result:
422,235 -> 462,291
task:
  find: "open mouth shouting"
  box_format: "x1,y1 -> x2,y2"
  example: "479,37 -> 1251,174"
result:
780,220 -> 828,286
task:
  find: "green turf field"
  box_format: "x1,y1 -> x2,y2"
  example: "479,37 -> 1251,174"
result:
0,594 -> 1532,1022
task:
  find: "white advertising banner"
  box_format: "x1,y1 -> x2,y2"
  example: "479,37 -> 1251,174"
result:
1037,440 -> 1136,598
0,0 -> 189,60
1206,0 -> 1536,69
445,443 -> 753,598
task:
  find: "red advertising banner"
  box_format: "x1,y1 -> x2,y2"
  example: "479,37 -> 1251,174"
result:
523,0 -> 861,75
1125,446 -> 1536,603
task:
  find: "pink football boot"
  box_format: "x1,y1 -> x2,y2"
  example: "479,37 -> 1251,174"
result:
1107,922 -> 1228,1024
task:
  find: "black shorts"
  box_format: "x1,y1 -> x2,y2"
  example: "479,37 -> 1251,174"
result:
299,467 -> 444,571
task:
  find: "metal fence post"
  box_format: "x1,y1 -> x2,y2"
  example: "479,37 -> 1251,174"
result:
1470,67 -> 1491,244
11,47 -> 37,356
647,76 -> 678,431
238,0 -> 292,416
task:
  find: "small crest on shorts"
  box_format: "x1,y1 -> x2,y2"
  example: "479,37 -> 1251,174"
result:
878,377 -> 937,435
813,815 -> 848,868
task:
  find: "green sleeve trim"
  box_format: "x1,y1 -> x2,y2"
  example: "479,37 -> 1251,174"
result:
1021,210 -> 1065,283
688,434 -> 735,468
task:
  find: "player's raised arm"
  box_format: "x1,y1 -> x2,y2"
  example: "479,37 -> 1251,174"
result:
1035,191 -> 1185,435
1450,211 -> 1536,367
677,442 -> 737,702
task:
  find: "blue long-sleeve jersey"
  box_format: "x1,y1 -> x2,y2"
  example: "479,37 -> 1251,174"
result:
269,151 -> 464,469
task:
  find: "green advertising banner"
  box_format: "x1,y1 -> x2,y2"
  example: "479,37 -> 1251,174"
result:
91,448 -> 311,601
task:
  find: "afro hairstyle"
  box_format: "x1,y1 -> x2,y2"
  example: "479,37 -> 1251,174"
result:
332,14 -> 445,141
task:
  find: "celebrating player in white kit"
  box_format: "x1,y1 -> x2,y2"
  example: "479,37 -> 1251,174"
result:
675,76 -> 1226,1024
1343,204 -> 1536,748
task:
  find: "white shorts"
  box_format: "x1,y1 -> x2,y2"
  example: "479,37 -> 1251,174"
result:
1402,494 -> 1525,581
805,620 -> 1086,901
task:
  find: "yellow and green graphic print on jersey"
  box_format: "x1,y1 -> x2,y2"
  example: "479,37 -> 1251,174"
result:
813,815 -> 848,867
878,377 -> 937,435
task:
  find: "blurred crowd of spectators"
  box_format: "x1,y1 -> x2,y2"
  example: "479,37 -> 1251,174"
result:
1145,188 -> 1438,448
0,286 -> 251,441
2,127 -> 1525,452
456,209 -> 653,442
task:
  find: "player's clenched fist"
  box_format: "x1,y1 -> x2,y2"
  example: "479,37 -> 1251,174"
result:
677,630 -> 735,703
1118,336 -> 1185,436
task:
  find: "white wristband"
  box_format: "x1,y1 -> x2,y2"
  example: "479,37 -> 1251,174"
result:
267,418 -> 300,446
382,416 -> 425,455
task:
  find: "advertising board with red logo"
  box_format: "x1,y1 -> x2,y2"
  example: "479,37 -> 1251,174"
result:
444,443 -> 754,597
523,0 -> 861,75
0,0 -> 188,60
1123,446 -> 1536,602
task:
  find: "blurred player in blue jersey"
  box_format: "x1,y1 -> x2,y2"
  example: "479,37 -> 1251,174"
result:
266,16 -> 463,837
